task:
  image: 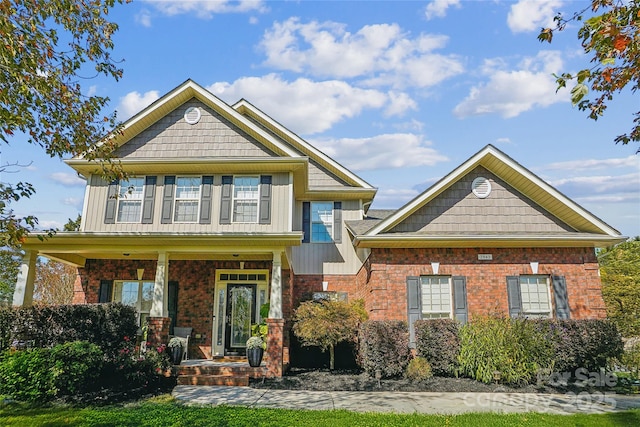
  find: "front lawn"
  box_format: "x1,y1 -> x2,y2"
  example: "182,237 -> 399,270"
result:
1,396 -> 640,427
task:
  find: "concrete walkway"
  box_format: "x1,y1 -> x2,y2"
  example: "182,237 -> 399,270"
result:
173,385 -> 640,415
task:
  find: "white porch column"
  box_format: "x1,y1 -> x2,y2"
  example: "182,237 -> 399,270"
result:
268,250 -> 283,319
150,252 -> 169,317
12,250 -> 37,307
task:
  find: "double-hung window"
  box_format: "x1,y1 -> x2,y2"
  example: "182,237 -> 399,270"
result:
233,176 -> 259,223
420,276 -> 452,319
117,178 -> 144,223
113,281 -> 154,326
311,202 -> 333,242
174,177 -> 201,222
519,275 -> 551,318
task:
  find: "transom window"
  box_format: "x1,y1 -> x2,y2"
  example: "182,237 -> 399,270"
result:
174,177 -> 201,222
113,281 -> 154,326
311,202 -> 333,242
420,276 -> 452,319
117,178 -> 144,223
233,176 -> 259,223
520,275 -> 551,318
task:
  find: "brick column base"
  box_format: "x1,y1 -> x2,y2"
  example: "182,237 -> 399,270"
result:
147,317 -> 171,348
266,318 -> 285,378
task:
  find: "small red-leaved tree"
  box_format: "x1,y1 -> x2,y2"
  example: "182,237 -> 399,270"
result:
293,298 -> 367,370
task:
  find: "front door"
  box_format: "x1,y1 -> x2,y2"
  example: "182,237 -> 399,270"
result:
225,284 -> 257,355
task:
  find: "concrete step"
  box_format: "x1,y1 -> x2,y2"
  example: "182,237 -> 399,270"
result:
177,374 -> 249,387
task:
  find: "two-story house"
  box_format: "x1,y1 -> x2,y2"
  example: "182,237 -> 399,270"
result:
13,80 -> 625,377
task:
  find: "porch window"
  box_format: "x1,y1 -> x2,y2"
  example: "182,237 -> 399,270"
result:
117,178 -> 144,223
311,202 -> 333,242
113,281 -> 154,325
519,275 -> 551,318
174,177 -> 201,222
420,276 -> 452,319
232,176 -> 259,223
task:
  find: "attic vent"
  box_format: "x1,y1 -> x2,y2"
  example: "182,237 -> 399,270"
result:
184,107 -> 201,125
472,177 -> 492,198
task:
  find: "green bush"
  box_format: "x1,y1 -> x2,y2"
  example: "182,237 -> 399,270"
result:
458,316 -> 555,385
0,306 -> 11,351
358,321 -> 410,378
414,319 -> 460,376
620,338 -> 640,379
0,348 -> 56,402
405,357 -> 433,382
50,341 -> 104,395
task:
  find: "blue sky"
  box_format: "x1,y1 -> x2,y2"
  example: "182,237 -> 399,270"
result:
3,0 -> 639,238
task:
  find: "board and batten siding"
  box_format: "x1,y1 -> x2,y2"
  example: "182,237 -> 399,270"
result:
83,173 -> 291,233
289,200 -> 366,275
389,166 -> 574,234
113,99 -> 277,160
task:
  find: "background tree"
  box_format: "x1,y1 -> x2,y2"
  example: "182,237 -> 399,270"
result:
293,299 -> 367,370
1,0 -> 128,246
63,215 -> 82,232
599,238 -> 640,337
34,259 -> 76,305
0,248 -> 21,306
538,0 -> 640,150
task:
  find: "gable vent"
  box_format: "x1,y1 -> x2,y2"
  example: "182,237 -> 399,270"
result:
184,106 -> 201,125
472,177 -> 492,198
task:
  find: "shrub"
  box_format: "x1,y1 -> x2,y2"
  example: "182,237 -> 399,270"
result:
0,306 -> 11,351
414,319 -> 460,376
358,320 -> 410,378
621,338 -> 640,379
406,357 -> 433,382
458,316 -> 555,385
0,347 -> 56,402
50,341 -> 104,395
102,345 -> 173,392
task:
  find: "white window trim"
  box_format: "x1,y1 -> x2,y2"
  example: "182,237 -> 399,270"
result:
310,201 -> 334,243
112,280 -> 154,325
232,175 -> 260,224
420,275 -> 453,319
519,275 -> 552,318
174,176 -> 202,223
116,177 -> 144,223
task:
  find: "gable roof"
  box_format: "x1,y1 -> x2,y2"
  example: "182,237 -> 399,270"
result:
353,145 -> 624,248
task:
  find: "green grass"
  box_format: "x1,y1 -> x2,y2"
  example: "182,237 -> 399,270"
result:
1,395 -> 639,427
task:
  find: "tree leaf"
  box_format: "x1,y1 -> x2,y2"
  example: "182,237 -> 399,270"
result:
570,83 -> 589,105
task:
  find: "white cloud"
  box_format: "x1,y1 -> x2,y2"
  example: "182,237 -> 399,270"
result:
508,0 -> 562,33
370,188 -> 420,209
384,92 -> 418,117
308,133 -> 448,171
135,9 -> 152,27
37,220 -> 63,231
143,0 -> 267,18
63,197 -> 83,209
541,155 -> 639,171
208,74 -> 389,134
425,0 -> 461,20
86,85 -> 97,97
50,172 -> 85,187
259,18 -> 464,88
495,137 -> 513,145
116,90 -> 160,120
549,172 -> 640,196
453,50 -> 567,118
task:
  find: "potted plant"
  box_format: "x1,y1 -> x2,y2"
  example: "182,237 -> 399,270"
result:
168,337 -> 184,364
246,336 -> 265,367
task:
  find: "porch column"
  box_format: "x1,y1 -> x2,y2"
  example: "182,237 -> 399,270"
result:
268,250 -> 282,319
150,251 -> 169,317
13,250 -> 37,307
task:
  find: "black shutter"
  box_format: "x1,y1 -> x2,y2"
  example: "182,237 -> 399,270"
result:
406,276 -> 421,348
104,180 -> 119,224
259,175 -> 272,224
168,281 -> 179,335
220,176 -> 232,224
452,276 -> 468,324
199,176 -> 213,224
141,176 -> 156,224
333,202 -> 342,243
302,202 -> 311,243
552,275 -> 571,319
98,280 -> 113,303
161,176 -> 175,224
506,276 -> 522,318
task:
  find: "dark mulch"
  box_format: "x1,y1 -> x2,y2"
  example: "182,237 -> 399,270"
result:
249,368 -> 563,393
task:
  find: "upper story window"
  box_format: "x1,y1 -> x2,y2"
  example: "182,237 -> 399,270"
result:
311,202 -> 333,242
420,276 -> 452,319
174,177 -> 201,222
519,275 -> 551,318
233,176 -> 259,223
117,178 -> 145,223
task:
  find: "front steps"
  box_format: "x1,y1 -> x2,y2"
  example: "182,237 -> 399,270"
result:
175,358 -> 267,387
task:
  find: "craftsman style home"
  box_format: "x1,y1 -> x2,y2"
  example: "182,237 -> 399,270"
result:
13,80 -> 625,376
